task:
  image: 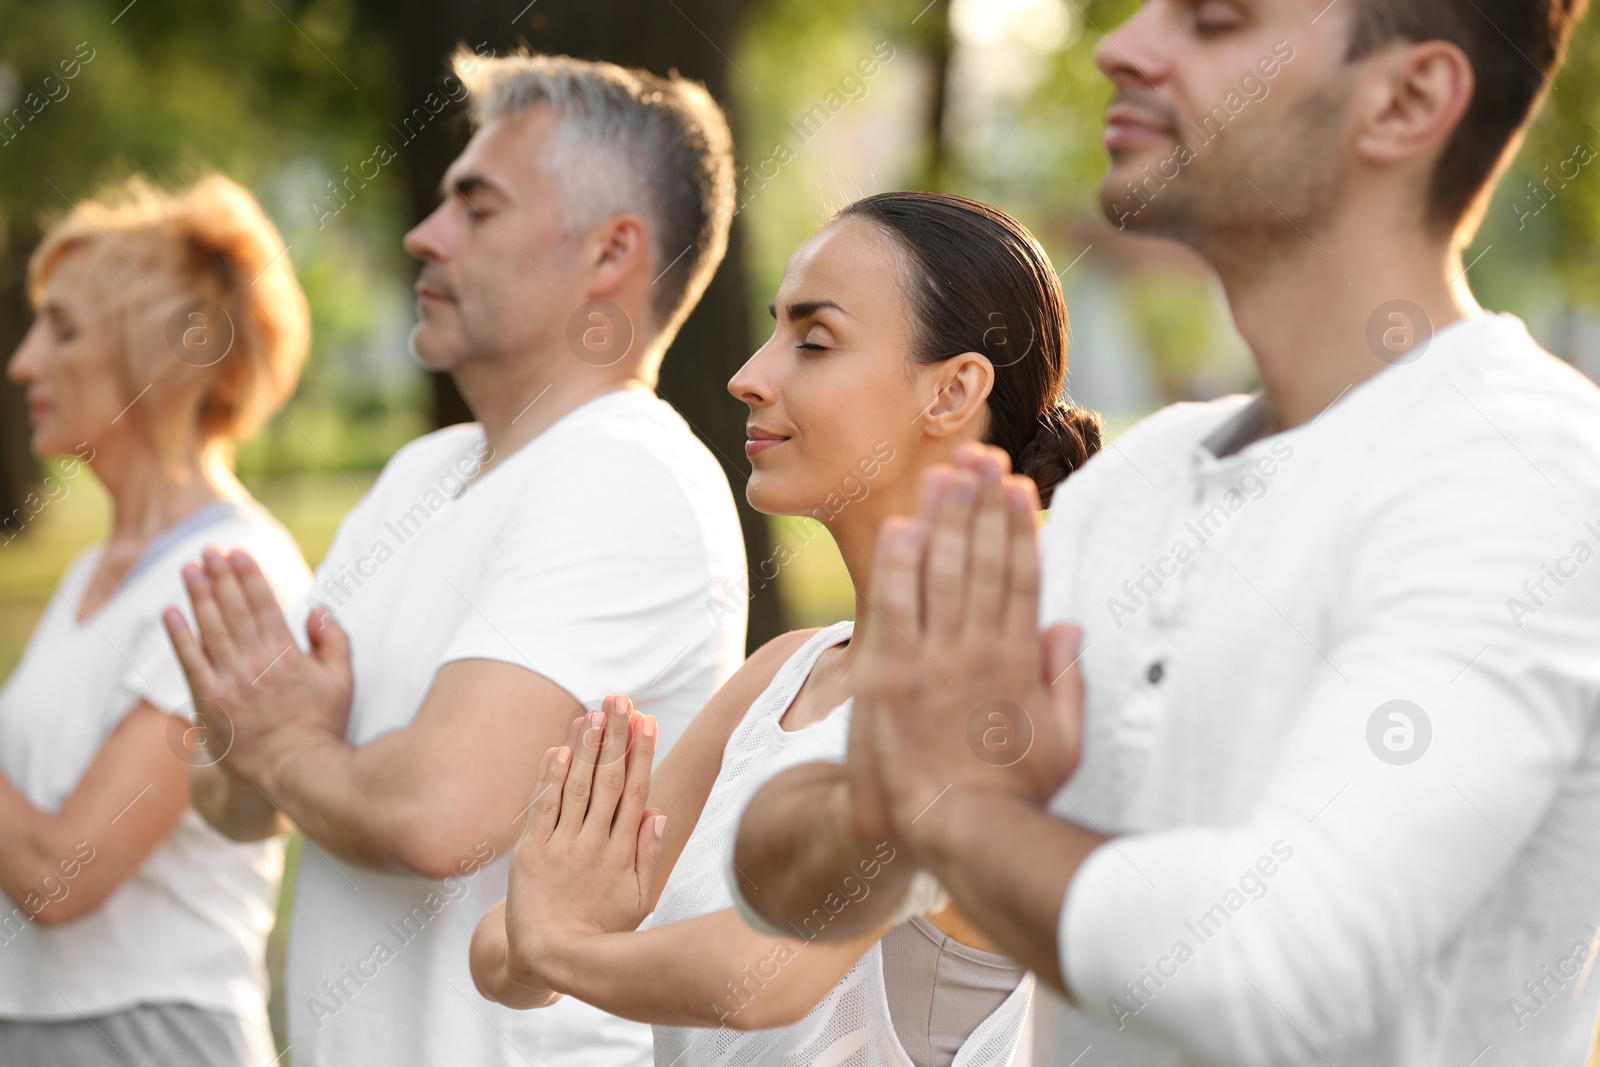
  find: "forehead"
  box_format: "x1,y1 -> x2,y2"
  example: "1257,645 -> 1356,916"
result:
36,243 -> 102,308
446,105 -> 565,193
780,217 -> 904,295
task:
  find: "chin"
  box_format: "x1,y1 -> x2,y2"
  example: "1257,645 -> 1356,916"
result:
407,324 -> 463,373
744,471 -> 812,518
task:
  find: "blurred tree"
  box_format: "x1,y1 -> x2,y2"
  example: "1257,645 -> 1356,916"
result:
0,0 -> 395,515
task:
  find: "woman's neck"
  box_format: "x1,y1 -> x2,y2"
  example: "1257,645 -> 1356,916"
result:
93,441 -> 244,547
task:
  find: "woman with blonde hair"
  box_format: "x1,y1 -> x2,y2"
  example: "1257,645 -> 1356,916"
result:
0,173 -> 313,1065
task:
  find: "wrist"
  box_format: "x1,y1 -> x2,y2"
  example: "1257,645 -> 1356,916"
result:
509,920 -> 599,997
255,721 -> 343,799
904,788 -> 1014,875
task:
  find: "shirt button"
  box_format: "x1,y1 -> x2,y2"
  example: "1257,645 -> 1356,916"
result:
1147,661 -> 1165,685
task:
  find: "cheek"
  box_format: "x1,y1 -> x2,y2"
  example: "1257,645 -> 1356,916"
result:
56,340 -> 133,441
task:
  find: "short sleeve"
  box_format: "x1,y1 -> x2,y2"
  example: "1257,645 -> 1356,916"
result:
438,437 -> 726,708
118,615 -> 193,716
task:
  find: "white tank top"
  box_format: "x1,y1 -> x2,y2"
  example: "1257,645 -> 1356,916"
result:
647,622 -> 1034,1067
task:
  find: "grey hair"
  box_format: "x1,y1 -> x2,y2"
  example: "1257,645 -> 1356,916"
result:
452,48 -> 735,340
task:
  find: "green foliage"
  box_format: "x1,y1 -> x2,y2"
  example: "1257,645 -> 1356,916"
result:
0,0 -> 417,475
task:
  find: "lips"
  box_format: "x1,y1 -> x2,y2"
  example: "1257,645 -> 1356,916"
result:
744,426 -> 790,458
1103,103 -> 1177,151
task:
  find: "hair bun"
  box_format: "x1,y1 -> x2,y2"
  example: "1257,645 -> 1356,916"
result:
1019,402 -> 1102,508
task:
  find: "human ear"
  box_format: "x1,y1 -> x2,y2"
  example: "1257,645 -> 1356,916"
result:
916,353 -> 994,439
1353,40 -> 1474,167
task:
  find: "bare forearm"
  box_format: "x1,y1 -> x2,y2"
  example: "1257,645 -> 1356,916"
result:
519,909 -> 858,1030
912,790 -> 1106,997
257,729 -> 422,871
734,763 -> 914,940
0,785 -> 91,911
258,727 -> 503,876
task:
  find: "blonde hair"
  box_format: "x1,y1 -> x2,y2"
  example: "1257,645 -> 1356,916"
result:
28,173 -> 310,454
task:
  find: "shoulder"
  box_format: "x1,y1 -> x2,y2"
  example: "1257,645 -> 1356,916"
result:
664,627 -> 829,763
709,627 -> 828,703
226,503 -> 314,595
1383,315 -> 1600,502
371,423 -> 488,496
509,392 -> 738,515
545,392 -> 722,475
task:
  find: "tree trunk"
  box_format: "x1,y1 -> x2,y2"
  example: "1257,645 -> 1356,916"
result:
371,0 -> 783,651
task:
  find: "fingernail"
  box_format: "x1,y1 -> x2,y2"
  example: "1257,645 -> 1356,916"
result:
555,747 -> 570,765
642,716 -> 657,739
589,710 -> 605,728
653,815 -> 667,839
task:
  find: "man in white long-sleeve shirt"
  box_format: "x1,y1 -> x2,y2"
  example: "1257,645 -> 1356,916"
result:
730,0 -> 1600,1064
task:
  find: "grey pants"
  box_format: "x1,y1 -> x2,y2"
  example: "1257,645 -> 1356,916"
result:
0,1003 -> 276,1067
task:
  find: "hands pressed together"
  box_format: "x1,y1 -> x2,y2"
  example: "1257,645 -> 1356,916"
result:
846,442 -> 1087,859
163,547 -> 354,793
474,694 -> 666,1008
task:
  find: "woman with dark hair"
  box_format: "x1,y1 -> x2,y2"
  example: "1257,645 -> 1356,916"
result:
468,191 -> 1100,1066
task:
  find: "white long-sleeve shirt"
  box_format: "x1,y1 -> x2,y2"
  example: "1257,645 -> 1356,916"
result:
1035,313 -> 1600,1066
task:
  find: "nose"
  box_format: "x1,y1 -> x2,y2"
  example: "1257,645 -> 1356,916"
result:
727,335 -> 780,412
1093,2 -> 1168,90
7,324 -> 43,385
404,202 -> 450,263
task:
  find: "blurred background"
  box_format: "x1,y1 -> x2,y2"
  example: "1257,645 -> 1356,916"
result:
2,0 -> 1599,1053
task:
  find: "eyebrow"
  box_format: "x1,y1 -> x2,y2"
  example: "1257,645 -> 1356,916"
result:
438,173 -> 501,203
767,299 -> 850,321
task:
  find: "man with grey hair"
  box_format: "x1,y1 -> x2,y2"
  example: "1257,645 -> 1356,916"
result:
163,51 -> 748,1067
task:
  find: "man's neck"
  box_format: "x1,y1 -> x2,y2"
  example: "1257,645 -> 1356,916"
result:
1210,218 -> 1481,435
450,350 -> 657,478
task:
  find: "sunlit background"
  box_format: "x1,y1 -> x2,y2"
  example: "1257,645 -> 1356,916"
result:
3,0 -> 1599,1054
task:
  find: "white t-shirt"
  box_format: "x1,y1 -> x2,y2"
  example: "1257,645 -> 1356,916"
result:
284,388 -> 749,1067
0,500 -> 311,1032
1032,313 -> 1600,1066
